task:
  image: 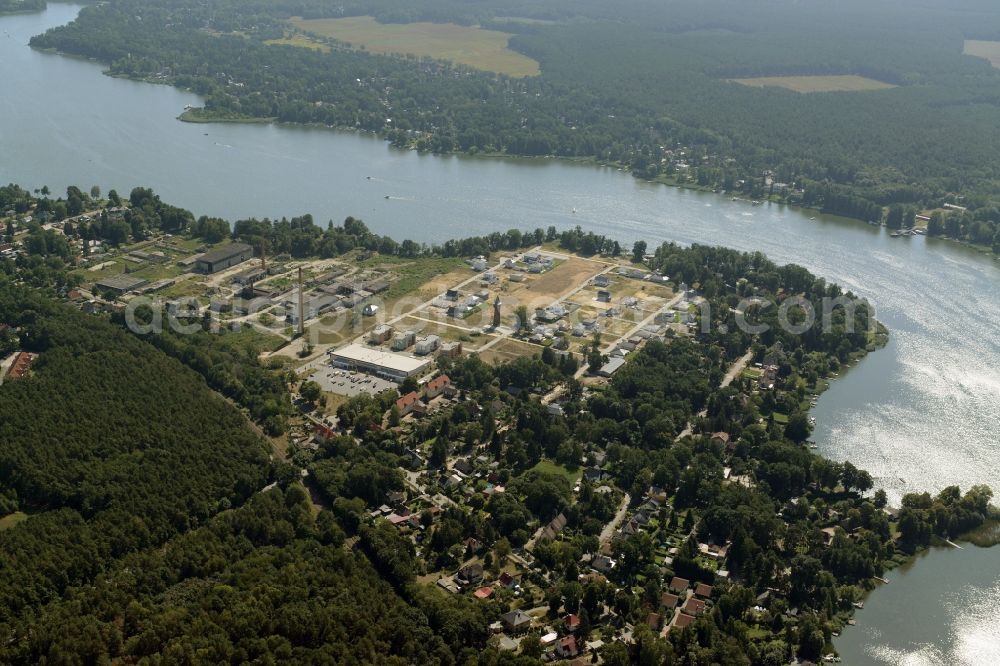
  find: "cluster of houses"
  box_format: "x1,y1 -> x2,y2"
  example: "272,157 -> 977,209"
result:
1,350 -> 34,383
393,374 -> 458,418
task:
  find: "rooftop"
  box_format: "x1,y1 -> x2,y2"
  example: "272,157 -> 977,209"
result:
331,343 -> 430,375
198,242 -> 252,265
95,274 -> 148,292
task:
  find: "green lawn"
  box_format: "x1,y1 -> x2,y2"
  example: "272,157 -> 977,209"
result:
223,325 -> 286,354
530,459 -> 582,483
0,512 -> 28,531
358,255 -> 466,300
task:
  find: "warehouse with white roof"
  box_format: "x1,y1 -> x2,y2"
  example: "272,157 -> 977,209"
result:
329,343 -> 431,381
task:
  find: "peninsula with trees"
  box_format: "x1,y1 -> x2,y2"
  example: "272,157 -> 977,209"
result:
0,183 -> 994,664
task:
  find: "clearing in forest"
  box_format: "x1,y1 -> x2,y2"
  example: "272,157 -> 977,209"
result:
264,34 -> 331,53
964,40 -> 1000,69
729,75 -> 896,93
287,15 -> 540,77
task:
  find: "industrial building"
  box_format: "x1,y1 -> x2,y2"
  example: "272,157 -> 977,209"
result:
329,343 -> 431,381
195,243 -> 253,274
94,274 -> 149,295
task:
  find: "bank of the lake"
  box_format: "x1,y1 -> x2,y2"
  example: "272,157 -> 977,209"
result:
836,542 -> 1000,665
2,5 -> 999,663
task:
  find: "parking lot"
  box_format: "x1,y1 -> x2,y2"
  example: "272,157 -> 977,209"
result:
307,365 -> 398,397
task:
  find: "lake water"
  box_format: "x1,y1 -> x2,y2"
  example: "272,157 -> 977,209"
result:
3,5 -> 999,663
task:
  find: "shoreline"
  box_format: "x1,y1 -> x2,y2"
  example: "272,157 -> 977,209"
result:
174,105 -> 999,259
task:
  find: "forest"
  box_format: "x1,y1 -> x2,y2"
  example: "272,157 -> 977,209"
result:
0,0 -> 44,14
0,285 -> 273,634
26,0 -> 1000,252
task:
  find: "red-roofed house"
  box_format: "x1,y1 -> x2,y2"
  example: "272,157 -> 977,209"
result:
498,572 -> 519,589
695,583 -> 714,599
564,614 -> 580,632
647,612 -> 662,630
669,577 -> 690,593
314,424 -> 337,444
556,636 -> 579,659
424,374 -> 451,399
473,586 -> 494,599
660,592 -> 679,609
6,352 -> 33,381
674,612 -> 696,629
683,597 -> 706,616
396,391 -> 421,416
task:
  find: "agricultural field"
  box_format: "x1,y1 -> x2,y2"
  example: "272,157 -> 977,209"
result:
964,40 -> 1000,69
287,16 -> 540,77
728,75 -> 897,93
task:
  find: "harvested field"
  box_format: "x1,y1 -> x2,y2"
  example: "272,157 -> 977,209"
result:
729,75 -> 896,93
964,40 -> 1000,69
289,16 -> 540,76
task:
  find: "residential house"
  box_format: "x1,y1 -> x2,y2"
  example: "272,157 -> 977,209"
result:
594,274 -> 611,288
425,374 -> 452,399
695,583 -> 714,599
673,613 -> 696,629
683,597 -> 706,616
564,614 -> 580,633
415,336 -> 440,356
474,586 -> 494,599
555,636 -> 579,659
314,424 -> 337,445
456,563 -> 484,587
396,391 -> 421,417
498,572 -> 519,589
660,593 -> 680,609
402,447 -> 425,470
438,341 -> 463,360
369,324 -> 394,344
539,513 -> 568,542
669,577 -> 690,593
390,330 -> 416,351
500,609 -> 532,634
590,555 -> 615,573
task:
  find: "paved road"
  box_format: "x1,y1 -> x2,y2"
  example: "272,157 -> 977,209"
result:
721,350 -> 754,388
599,492 -> 632,546
676,349 -> 755,440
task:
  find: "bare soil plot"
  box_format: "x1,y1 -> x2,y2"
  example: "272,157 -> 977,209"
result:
289,16 -> 540,77
729,75 -> 896,93
503,257 -> 605,311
